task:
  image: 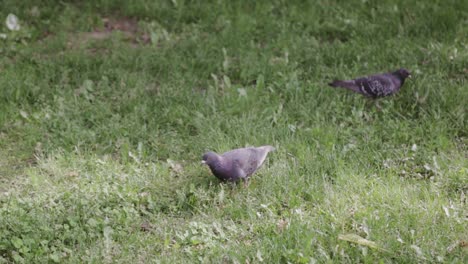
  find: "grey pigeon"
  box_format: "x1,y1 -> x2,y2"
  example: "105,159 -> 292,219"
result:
202,146 -> 275,185
329,68 -> 411,98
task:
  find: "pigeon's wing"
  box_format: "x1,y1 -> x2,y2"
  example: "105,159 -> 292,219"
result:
222,148 -> 257,177
355,74 -> 395,98
223,146 -> 274,178
231,160 -> 248,180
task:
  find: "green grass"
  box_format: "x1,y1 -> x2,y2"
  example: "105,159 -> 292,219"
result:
0,0 -> 467,263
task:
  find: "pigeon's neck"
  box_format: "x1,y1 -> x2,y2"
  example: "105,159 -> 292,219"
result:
392,71 -> 406,81
400,78 -> 406,86
391,72 -> 406,87
209,157 -> 227,175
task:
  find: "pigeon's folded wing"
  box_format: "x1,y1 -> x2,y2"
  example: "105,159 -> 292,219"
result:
223,146 -> 274,178
355,75 -> 395,98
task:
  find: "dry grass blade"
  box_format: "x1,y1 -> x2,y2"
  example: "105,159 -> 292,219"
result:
338,234 -> 391,253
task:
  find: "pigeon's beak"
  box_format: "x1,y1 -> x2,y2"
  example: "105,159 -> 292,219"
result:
201,160 -> 206,165
408,74 -> 412,79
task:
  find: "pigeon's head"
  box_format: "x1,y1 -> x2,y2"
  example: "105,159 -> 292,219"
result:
394,68 -> 411,79
201,151 -> 220,166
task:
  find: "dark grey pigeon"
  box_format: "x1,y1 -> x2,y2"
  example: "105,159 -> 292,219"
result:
329,68 -> 411,98
202,146 -> 275,185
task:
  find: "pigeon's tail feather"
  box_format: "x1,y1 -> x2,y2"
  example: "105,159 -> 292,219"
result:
260,145 -> 276,152
252,146 -> 275,172
329,80 -> 347,87
328,80 -> 361,93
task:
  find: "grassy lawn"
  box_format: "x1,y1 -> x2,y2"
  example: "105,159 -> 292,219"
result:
0,0 -> 467,262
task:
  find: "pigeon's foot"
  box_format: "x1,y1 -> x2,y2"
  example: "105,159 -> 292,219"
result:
374,100 -> 382,111
243,179 -> 250,188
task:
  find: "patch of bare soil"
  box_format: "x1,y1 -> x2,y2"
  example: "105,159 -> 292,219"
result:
70,17 -> 150,49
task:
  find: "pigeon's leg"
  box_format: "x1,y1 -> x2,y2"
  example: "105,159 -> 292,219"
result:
242,178 -> 250,188
374,100 -> 382,111
233,165 -> 249,187
364,98 -> 373,109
